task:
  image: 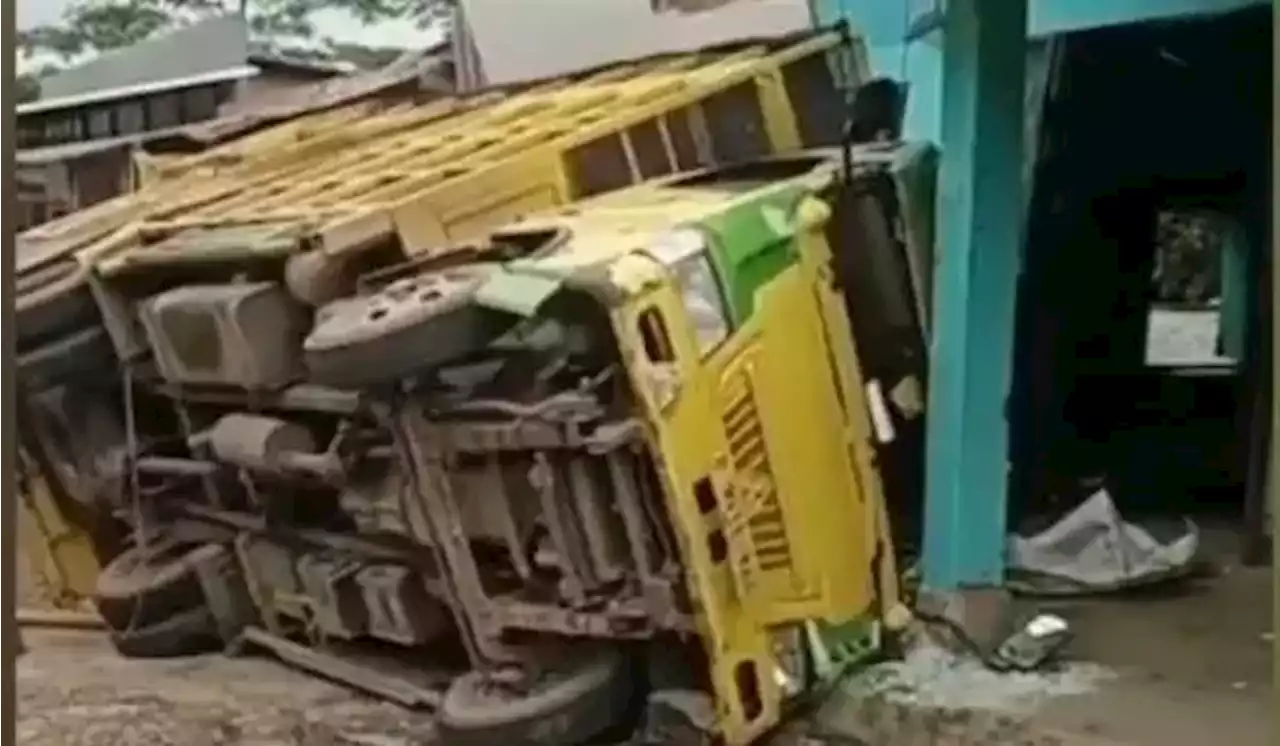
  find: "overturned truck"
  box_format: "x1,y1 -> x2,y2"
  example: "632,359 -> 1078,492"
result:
16,28 -> 936,746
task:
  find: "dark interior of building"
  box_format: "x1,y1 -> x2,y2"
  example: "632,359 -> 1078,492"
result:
1010,5 -> 1273,559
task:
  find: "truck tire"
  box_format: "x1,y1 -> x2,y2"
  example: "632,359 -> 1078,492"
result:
17,327 -> 116,388
17,261 -> 99,349
108,605 -> 221,659
94,542 -> 211,633
304,265 -> 513,388
437,647 -> 634,746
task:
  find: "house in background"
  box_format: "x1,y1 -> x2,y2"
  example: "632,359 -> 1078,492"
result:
150,34 -> 457,154
16,15 -> 354,231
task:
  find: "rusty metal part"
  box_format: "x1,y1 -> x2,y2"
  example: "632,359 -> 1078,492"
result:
479,455 -> 534,581
138,282 -> 309,389
296,553 -> 368,641
603,450 -> 685,628
566,455 -> 629,585
17,327 -> 117,388
419,419 -> 572,453
530,453 -> 592,603
393,403 -> 513,666
604,452 -> 656,576
207,414 -> 317,467
152,381 -> 365,416
190,543 -> 260,644
356,564 -> 450,646
399,391 -> 693,648
16,607 -> 107,630
86,268 -> 150,364
414,413 -> 642,454
165,392 -> 227,509
135,456 -> 218,477
205,413 -> 343,480
490,597 -> 654,639
236,533 -> 305,631
24,384 -> 128,510
339,465 -> 415,537
178,503 -> 439,572
237,626 -> 444,709
441,389 -> 605,423
15,259 -> 98,347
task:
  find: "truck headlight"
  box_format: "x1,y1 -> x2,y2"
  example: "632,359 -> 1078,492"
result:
769,625 -> 810,697
648,228 -> 731,356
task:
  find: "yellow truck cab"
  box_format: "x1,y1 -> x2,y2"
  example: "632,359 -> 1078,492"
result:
293,150 -> 906,744
495,154 -> 903,744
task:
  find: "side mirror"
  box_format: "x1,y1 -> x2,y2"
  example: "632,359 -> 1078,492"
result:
844,78 -> 908,145
839,78 -> 909,185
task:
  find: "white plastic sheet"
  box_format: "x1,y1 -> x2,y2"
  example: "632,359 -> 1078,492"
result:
1007,488 -> 1200,594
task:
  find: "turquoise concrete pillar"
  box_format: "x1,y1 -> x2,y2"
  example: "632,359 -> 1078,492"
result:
1218,219 -> 1250,360
923,0 -> 1028,589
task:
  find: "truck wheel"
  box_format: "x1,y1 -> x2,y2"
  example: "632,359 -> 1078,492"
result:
17,327 -> 115,388
108,605 -> 221,659
17,261 -> 98,349
304,265 -> 514,388
94,542 -> 211,633
437,648 -> 634,746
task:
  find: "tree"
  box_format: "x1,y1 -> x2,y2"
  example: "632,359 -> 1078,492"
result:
1153,211 -> 1224,305
17,74 -> 42,103
18,0 -> 456,63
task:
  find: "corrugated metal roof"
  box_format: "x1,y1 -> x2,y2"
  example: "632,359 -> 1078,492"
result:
37,15 -> 250,101
18,66 -> 261,116
144,48 -> 450,150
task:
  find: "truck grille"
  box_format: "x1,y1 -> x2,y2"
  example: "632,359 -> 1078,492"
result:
720,368 -> 794,581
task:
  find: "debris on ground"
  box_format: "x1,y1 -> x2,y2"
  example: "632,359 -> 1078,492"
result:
990,614 -> 1073,672
1008,487 -> 1201,595
846,640 -> 1114,713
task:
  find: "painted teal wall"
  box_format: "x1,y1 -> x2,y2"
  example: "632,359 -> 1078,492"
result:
819,0 -> 1268,141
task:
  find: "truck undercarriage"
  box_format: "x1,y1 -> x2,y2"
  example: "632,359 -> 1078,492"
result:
52,256 -> 703,741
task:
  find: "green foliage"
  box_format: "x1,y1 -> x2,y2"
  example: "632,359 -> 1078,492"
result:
1153,211 -> 1225,305
328,41 -> 408,68
18,0 -> 455,62
16,74 -> 42,103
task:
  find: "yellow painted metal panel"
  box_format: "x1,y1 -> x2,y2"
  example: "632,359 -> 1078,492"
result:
69,29 -> 864,276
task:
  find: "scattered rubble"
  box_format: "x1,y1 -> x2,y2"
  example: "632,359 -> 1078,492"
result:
847,641 -> 1115,713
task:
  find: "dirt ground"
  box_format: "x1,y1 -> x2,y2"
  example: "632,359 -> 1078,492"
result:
19,536 -> 1272,746
1030,529 -> 1273,746
807,524 -> 1273,746
17,548 -> 440,746
18,629 -> 439,746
